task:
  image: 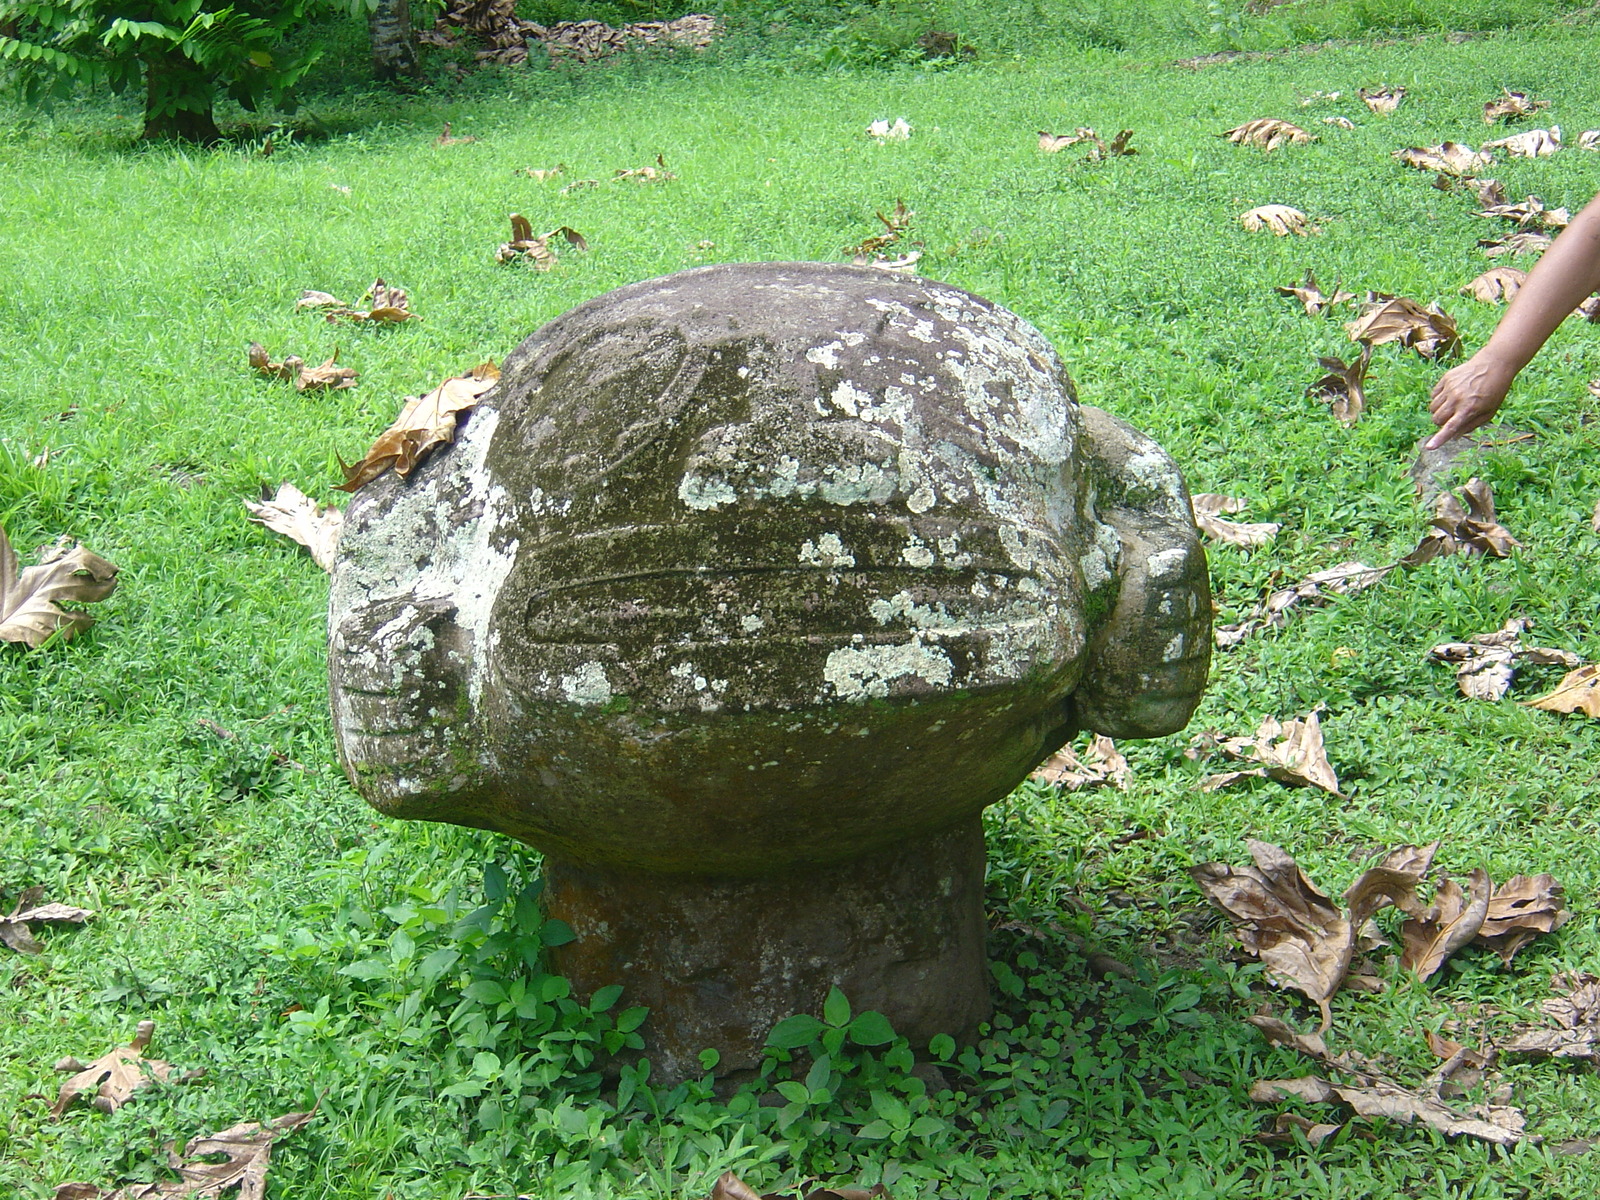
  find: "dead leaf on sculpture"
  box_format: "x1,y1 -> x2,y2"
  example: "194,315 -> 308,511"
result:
1191,840 -> 1431,1026
1477,875 -> 1571,964
61,1109 -> 316,1199
1345,293 -> 1461,359
1501,972 -> 1600,1061
321,279 -> 416,324
335,362 -> 501,492
51,1021 -> 193,1116
1484,89 -> 1549,125
1428,617 -> 1580,701
1191,494 -> 1280,548
1222,118 -> 1314,150
1214,561 -> 1392,647
1479,230 -> 1552,259
1484,126 -> 1561,158
845,199 -> 914,262
517,163 -> 566,180
244,484 -> 343,573
495,214 -> 589,269
1307,346 -> 1371,426
1403,478 -> 1520,565
1476,195 -> 1569,231
1399,870 -> 1492,981
1522,664 -> 1600,718
1240,205 -> 1310,236
0,886 -> 93,954
615,154 -> 676,181
1359,86 -> 1405,114
0,524 -> 118,649
247,343 -> 356,393
1032,735 -> 1128,790
1394,142 -> 1493,176
1461,267 -> 1527,304
1199,711 -> 1341,797
1275,269 -> 1354,316
1248,1073 -> 1525,1146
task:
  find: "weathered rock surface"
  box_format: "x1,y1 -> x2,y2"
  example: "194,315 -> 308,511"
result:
328,261 -> 1209,1079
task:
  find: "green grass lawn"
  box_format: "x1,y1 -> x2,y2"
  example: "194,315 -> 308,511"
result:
4,5 -> 1600,1197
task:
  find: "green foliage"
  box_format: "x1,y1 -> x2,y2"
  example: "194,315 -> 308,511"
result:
0,0 -> 322,138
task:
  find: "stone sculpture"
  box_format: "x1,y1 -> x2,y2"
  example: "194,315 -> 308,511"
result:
328,261 -> 1210,1082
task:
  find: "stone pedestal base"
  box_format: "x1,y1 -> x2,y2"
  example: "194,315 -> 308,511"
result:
543,819 -> 992,1084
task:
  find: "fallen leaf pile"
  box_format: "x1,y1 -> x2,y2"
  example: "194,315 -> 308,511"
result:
1275,269 -> 1353,316
336,361 -> 500,492
1222,118 -> 1314,150
1484,89 -> 1548,124
1305,347 -> 1370,426
243,484 -> 344,573
297,280 -> 417,324
1402,477 -> 1520,563
1240,204 -> 1309,235
1192,711 -> 1340,796
56,1109 -> 315,1199
1427,617 -> 1580,701
1402,871 -> 1569,975
494,214 -> 588,268
705,1170 -> 888,1200
52,1020 -> 197,1116
1,887 -> 92,954
425,7 -> 718,66
0,524 -> 119,649
246,343 -> 356,393
1031,735 -> 1129,790
1345,293 -> 1461,359
1191,494 -> 1280,548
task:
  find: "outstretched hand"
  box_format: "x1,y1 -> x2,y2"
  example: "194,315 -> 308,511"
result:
1426,351 -> 1517,449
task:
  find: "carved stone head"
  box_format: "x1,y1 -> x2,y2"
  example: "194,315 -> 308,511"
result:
329,262 -> 1209,875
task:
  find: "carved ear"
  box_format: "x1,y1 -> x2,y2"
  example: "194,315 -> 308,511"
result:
1068,406 -> 1211,739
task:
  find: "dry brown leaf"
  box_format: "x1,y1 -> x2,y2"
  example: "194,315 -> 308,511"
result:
495,215 -> 589,269
615,154 -> 677,181
1222,118 -> 1314,150
1399,871 -> 1492,981
1394,142 -> 1493,176
1345,293 -> 1461,359
866,117 -> 912,141
1403,478 -> 1521,565
1500,972 -> 1600,1061
322,279 -> 416,325
1484,126 -> 1560,157
1593,494 -> 1600,533
1249,1073 -> 1525,1145
1306,346 -> 1371,426
1254,1111 -> 1344,1146
1484,89 -> 1549,125
1476,875 -> 1571,964
293,290 -> 343,311
517,163 -> 566,180
1204,712 -> 1341,796
52,1021 -> 186,1116
1191,494 -> 1280,548
247,343 -> 355,393
855,249 -> 921,273
1031,735 -> 1128,790
435,121 -> 477,146
708,1174 -> 765,1200
1461,267 -> 1527,304
1038,128 -> 1091,152
1521,664 -> 1600,718
1086,129 -> 1136,163
846,199 -> 914,261
0,886 -> 93,954
1246,1011 -> 1333,1059
1359,86 -> 1405,114
1580,130 -> 1600,151
1323,116 -> 1355,130
1214,561 -> 1392,646
1476,195 -> 1569,231
1240,204 -> 1309,236
64,1109 -> 316,1199
1478,230 -> 1553,259
335,362 -> 500,493
1275,269 -> 1354,316
0,525 -> 118,649
243,485 -> 343,573
1427,617 -> 1580,701
1192,841 -> 1430,1026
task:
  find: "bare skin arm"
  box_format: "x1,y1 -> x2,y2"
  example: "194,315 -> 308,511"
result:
1426,190 -> 1600,449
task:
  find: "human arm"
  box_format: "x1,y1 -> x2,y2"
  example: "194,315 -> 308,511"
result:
1426,189 -> 1600,449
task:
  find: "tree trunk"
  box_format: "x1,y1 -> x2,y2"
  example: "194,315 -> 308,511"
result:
369,0 -> 421,81
141,52 -> 221,142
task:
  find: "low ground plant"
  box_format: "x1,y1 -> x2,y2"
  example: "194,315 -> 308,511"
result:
3,3 -> 1600,1197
